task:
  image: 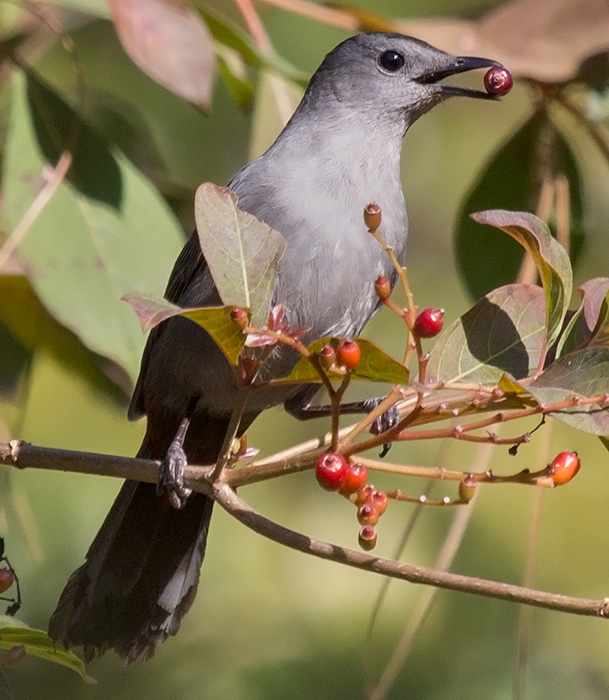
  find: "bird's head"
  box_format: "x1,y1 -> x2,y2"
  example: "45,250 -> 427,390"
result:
306,32 -> 504,129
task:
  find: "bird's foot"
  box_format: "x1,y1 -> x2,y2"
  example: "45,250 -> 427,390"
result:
362,397 -> 400,457
157,442 -> 192,509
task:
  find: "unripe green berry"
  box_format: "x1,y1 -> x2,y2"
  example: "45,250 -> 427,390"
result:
357,502 -> 380,526
375,275 -> 391,301
358,525 -> 378,550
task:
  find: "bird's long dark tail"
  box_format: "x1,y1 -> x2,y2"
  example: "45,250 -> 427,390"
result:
48,414 -> 225,664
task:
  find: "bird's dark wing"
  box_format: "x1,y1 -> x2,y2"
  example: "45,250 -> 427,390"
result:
128,232 -> 206,420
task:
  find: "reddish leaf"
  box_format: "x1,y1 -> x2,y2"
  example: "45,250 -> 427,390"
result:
471,211 -> 572,349
109,0 -> 215,110
558,278 -> 609,356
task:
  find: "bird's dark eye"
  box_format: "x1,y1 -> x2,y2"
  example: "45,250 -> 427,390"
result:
379,50 -> 405,72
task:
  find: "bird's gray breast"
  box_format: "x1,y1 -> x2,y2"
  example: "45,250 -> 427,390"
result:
231,149 -> 408,347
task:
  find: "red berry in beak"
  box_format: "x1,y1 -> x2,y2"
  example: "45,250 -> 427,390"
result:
484,67 -> 513,96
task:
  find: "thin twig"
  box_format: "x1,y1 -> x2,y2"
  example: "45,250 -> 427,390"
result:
212,481 -> 609,618
0,152 -> 72,272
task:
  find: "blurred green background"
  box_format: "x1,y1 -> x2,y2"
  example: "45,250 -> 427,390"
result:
1,0 -> 609,698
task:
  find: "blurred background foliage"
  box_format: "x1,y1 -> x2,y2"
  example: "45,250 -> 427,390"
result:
1,0 -> 609,697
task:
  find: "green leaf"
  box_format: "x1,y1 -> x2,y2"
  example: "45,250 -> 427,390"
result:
0,275 -> 131,397
283,338 -> 409,385
456,113 -> 585,301
0,625 -> 92,681
194,183 -> 286,327
471,210 -> 573,349
427,284 -> 546,385
216,52 -> 255,111
528,347 -> 609,435
196,3 -> 309,87
2,69 -> 184,384
123,293 -> 246,365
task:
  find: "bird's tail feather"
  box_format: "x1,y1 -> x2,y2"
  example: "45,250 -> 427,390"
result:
49,480 -> 214,663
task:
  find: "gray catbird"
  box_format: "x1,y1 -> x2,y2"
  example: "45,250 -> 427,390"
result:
49,32 -> 502,663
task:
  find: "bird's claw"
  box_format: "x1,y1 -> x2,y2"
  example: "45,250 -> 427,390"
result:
362,396 -> 400,457
157,443 -> 192,509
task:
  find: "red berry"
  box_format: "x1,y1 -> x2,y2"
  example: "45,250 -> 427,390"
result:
0,568 -> 14,595
315,452 -> 349,491
375,275 -> 391,301
549,451 -> 580,486
336,339 -> 361,370
484,67 -> 513,96
358,525 -> 378,551
230,307 -> 248,329
369,489 -> 389,515
357,502 -> 380,526
364,202 -> 382,231
2,644 -> 25,668
339,462 -> 368,495
414,308 -> 444,338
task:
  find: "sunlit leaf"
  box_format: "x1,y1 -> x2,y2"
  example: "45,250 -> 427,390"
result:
123,293 -> 246,365
0,624 -> 91,681
471,210 -> 573,349
427,284 -> 546,385
194,183 -> 286,327
281,338 -> 409,385
2,69 -> 184,385
528,347 -> 609,435
498,374 -> 528,394
456,114 -> 584,302
109,0 -> 215,110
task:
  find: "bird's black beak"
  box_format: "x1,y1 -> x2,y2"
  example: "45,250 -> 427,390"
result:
416,56 -> 504,100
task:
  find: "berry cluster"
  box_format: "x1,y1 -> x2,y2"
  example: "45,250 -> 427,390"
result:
319,339 -> 361,372
315,452 -> 390,550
